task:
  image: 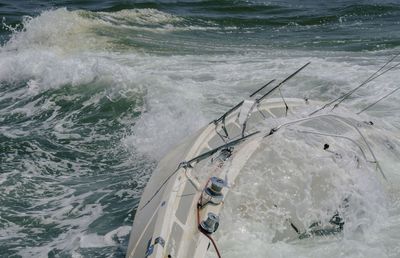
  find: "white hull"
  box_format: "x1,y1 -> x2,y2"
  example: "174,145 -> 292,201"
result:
126,97 -> 393,258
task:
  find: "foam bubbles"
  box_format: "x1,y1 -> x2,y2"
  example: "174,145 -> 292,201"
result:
207,123 -> 394,257
0,5 -> 400,258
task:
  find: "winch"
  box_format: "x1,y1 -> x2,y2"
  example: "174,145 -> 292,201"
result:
199,177 -> 225,207
200,212 -> 220,234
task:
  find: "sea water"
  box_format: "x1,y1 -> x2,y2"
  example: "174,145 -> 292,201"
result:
0,1 -> 399,257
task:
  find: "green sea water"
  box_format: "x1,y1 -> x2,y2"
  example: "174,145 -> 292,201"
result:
0,1 -> 400,257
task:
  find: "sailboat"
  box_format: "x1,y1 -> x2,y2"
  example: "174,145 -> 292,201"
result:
126,59 -> 400,258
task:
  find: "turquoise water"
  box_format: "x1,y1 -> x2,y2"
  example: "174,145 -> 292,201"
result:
0,1 -> 400,257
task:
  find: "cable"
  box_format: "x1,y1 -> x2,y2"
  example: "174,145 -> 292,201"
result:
309,53 -> 400,116
357,86 -> 400,114
264,114 -> 386,180
331,61 -> 400,111
279,88 -> 289,116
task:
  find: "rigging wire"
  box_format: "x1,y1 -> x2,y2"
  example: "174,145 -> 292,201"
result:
331,61 -> 400,111
264,114 -> 387,180
309,53 -> 400,115
140,131 -> 259,211
256,62 -> 311,103
213,62 -> 310,139
249,79 -> 276,98
357,86 -> 400,114
279,88 -> 289,116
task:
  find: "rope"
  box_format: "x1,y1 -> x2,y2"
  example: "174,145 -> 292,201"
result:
198,225 -> 222,258
196,178 -> 222,258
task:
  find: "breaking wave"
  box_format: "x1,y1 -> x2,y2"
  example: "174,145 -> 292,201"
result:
0,2 -> 399,257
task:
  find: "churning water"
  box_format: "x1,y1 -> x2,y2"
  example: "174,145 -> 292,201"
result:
0,1 -> 400,257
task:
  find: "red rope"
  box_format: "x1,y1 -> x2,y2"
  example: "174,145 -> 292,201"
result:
196,178 -> 222,258
199,224 -> 222,258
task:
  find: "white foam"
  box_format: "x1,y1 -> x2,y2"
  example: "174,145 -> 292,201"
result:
96,8 -> 182,25
123,53 -> 400,160
206,122 -> 396,257
1,6 -> 399,258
